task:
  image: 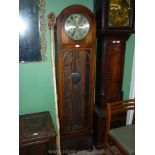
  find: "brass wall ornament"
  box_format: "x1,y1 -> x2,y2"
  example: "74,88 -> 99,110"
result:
39,0 -> 47,61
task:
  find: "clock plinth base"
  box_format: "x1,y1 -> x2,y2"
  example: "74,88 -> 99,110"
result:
61,130 -> 93,154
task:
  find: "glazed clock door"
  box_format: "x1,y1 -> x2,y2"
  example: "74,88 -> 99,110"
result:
56,5 -> 96,150
63,48 -> 91,132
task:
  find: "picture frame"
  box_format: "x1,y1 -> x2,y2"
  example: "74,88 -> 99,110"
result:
19,0 -> 46,63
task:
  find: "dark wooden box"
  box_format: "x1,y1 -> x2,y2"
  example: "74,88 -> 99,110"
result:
19,111 -> 56,155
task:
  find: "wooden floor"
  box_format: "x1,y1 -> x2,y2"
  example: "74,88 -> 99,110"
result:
68,146 -> 120,155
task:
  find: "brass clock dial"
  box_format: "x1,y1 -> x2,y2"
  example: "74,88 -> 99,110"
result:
64,14 -> 90,40
109,0 -> 130,26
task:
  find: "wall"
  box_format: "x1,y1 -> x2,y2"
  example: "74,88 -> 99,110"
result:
19,0 -> 135,128
122,34 -> 135,99
19,0 -> 94,129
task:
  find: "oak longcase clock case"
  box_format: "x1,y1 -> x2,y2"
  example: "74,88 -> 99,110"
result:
56,5 -> 96,150
93,0 -> 135,149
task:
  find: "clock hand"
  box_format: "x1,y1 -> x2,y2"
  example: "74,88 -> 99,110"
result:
71,28 -> 77,37
76,27 -> 83,37
77,15 -> 82,26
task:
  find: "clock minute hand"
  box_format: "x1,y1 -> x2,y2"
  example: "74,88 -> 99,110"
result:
71,27 -> 77,38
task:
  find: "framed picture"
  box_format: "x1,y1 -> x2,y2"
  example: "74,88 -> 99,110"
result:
19,0 -> 46,63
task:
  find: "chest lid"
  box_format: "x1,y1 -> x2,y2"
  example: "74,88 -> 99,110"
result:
20,111 -> 56,145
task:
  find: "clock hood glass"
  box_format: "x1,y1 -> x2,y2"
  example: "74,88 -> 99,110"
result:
109,0 -> 130,26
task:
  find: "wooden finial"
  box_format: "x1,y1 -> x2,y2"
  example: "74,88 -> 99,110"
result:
48,12 -> 56,30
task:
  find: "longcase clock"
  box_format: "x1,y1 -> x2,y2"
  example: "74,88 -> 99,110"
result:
56,5 -> 96,151
93,0 -> 135,149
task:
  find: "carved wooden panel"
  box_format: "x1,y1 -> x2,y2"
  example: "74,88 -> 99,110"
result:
63,48 -> 91,132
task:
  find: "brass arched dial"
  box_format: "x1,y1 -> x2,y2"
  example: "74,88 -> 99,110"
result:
109,0 -> 130,26
64,14 -> 90,40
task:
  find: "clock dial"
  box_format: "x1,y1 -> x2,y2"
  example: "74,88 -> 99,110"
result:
109,0 -> 130,26
64,14 -> 90,40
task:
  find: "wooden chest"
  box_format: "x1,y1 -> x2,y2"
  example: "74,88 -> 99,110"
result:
19,111 -> 56,155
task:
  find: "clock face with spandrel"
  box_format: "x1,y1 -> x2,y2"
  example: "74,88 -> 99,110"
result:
64,13 -> 90,40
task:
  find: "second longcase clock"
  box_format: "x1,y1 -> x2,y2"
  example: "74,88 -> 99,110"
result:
93,0 -> 135,149
56,5 -> 96,150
